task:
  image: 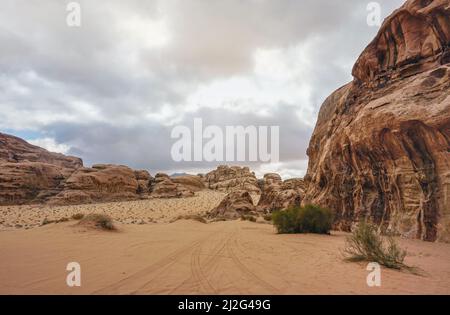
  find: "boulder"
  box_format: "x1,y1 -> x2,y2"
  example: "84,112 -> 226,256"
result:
171,175 -> 205,192
208,190 -> 256,220
150,173 -> 195,198
48,164 -> 142,204
257,174 -> 305,213
204,165 -> 261,194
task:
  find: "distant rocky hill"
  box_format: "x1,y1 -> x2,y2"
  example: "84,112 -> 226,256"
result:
303,0 -> 450,242
0,133 -> 82,169
0,133 -> 195,204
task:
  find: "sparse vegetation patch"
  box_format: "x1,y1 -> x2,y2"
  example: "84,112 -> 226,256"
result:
343,222 -> 411,271
272,205 -> 333,234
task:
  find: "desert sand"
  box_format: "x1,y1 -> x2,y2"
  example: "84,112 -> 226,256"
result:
1,196 -> 450,294
0,191 -> 229,231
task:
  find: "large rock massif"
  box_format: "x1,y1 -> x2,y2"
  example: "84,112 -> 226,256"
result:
303,0 -> 450,242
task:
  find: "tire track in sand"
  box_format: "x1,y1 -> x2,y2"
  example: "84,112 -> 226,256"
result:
93,233 -> 213,294
226,234 -> 280,294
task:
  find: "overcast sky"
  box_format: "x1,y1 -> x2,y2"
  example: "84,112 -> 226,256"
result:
0,0 -> 404,178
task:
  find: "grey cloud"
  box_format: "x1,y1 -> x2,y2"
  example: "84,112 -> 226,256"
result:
0,0 -> 405,176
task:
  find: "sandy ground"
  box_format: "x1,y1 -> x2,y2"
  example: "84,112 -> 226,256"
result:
0,191 -> 229,230
1,218 -> 450,295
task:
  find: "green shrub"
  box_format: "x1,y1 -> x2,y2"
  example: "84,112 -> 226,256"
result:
79,214 -> 116,231
343,222 -> 407,270
272,205 -> 333,234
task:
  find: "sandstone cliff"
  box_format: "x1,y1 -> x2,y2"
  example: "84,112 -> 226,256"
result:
0,133 -> 82,204
303,0 -> 450,242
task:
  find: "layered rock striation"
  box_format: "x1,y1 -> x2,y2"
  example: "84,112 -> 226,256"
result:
303,0 -> 450,242
257,174 -> 305,213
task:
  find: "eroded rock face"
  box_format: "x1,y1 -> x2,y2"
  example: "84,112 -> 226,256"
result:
0,133 -> 82,204
0,133 -> 155,205
135,170 -> 152,194
208,190 -> 256,220
150,173 -> 195,198
0,162 -> 74,204
0,133 -> 82,169
353,0 -> 450,89
205,166 -> 261,194
304,0 -> 450,242
257,174 -> 305,213
48,164 -> 143,204
171,175 -> 205,192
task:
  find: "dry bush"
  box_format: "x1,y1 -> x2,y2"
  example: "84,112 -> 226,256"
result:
71,213 -> 85,220
172,214 -> 208,224
343,222 -> 408,270
78,214 -> 116,231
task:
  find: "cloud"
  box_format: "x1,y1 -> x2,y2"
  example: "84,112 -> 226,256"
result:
0,0 -> 405,177
28,138 -> 71,155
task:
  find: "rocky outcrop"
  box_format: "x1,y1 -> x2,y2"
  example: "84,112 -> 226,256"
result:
0,133 -> 82,204
135,170 -> 152,194
353,0 -> 450,89
0,133 -> 155,205
48,164 -> 146,204
257,174 -> 305,213
0,162 -> 75,204
204,165 -> 261,194
0,133 -> 82,169
208,190 -> 256,220
171,175 -> 205,192
150,173 -> 195,198
303,0 -> 450,242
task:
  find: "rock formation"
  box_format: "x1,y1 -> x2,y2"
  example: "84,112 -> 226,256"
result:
303,0 -> 450,242
150,173 -> 195,198
353,0 -> 450,89
257,174 -> 305,213
48,164 -> 149,204
0,133 -> 154,205
0,161 -> 75,205
0,133 -> 82,204
208,190 -> 257,220
171,175 -> 205,192
0,133 -> 82,169
204,165 -> 261,194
